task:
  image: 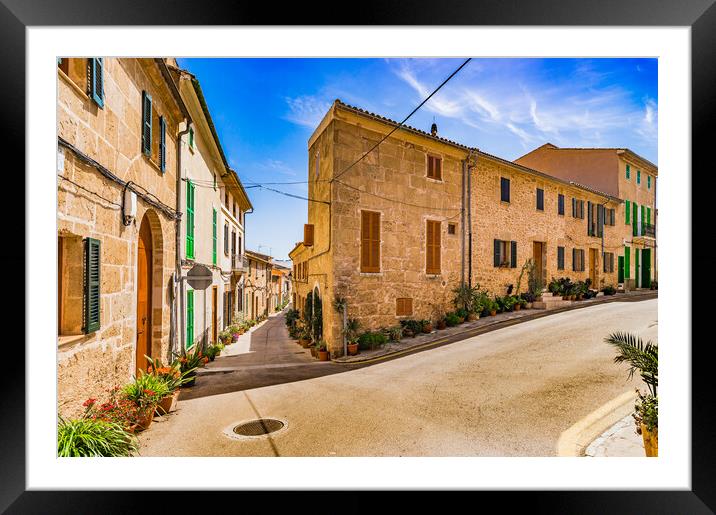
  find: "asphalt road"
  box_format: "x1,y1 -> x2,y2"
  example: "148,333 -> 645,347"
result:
138,298 -> 657,457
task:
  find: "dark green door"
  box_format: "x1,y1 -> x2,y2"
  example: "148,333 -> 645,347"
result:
641,249 -> 651,288
618,256 -> 624,283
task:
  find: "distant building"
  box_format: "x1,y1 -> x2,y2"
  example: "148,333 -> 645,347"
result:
245,250 -> 273,319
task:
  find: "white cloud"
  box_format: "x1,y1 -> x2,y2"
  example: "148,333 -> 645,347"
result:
284,95 -> 331,128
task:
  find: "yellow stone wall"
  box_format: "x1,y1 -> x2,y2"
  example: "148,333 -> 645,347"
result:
57,58 -> 183,417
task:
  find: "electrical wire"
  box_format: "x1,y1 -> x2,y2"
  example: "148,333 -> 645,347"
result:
58,174 -> 121,209
334,178 -> 461,212
331,58 -> 472,184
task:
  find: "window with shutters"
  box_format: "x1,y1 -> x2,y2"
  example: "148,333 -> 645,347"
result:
223,223 -> 229,255
558,194 -> 565,215
426,220 -> 441,274
572,248 -> 585,272
186,180 -> 195,259
572,198 -> 584,219
396,298 -> 413,317
536,188 -> 544,211
626,164 -> 631,179
637,170 -> 641,184
188,127 -> 194,151
647,175 -> 651,189
557,246 -> 565,270
142,91 -> 153,157
447,223 -> 457,235
625,200 -> 631,224
186,289 -> 194,349
58,58 -> 92,100
360,210 -> 381,273
159,116 -> 166,172
494,239 -> 516,268
212,209 -> 217,265
304,224 -> 315,247
58,235 -> 86,337
83,237 -> 101,334
427,155 -> 442,180
500,177 -> 510,203
603,252 -> 615,273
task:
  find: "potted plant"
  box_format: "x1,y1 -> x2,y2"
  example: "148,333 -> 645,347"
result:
437,318 -> 447,330
147,356 -> 193,415
605,332 -> 658,457
121,371 -> 169,430
172,346 -> 204,387
513,295 -> 521,311
299,326 -> 312,348
345,318 -> 361,356
315,340 -> 330,361
400,319 -> 422,338
489,300 -> 497,317
358,331 -> 388,351
420,319 -> 433,333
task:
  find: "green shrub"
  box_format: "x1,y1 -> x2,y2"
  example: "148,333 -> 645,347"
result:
400,319 -> 422,337
602,285 -> 616,295
57,416 -> 138,457
445,313 -> 460,327
385,325 -> 402,342
122,371 -> 170,411
357,331 -> 388,350
455,308 -> 468,320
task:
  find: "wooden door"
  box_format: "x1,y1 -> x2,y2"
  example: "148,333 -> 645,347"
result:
641,249 -> 651,288
532,242 -> 545,288
212,286 -> 218,344
136,218 -> 152,373
589,248 -> 598,286
618,256 -> 625,283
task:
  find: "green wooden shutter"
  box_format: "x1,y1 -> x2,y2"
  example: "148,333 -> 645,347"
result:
90,58 -> 104,108
624,247 -> 631,279
83,237 -> 101,333
186,289 -> 194,349
632,202 -> 638,236
212,208 -> 217,265
572,198 -> 576,217
626,164 -> 630,179
647,207 -> 651,225
637,170 -> 641,184
159,116 -> 166,172
625,200 -> 630,224
510,241 -> 517,268
635,248 -> 640,287
493,239 -> 501,267
186,180 -> 195,259
142,91 -> 152,156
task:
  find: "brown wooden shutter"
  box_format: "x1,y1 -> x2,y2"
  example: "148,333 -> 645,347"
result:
361,211 -> 380,273
427,156 -> 434,178
396,298 -> 413,316
435,157 -> 442,180
303,224 -> 314,247
426,220 -> 441,274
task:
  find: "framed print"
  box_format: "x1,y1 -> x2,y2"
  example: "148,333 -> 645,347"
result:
3,0 -> 714,511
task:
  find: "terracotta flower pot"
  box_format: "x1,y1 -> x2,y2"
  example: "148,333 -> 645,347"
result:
467,313 -> 477,322
526,302 -> 533,309
570,295 -> 576,301
347,343 -> 359,356
136,406 -> 155,431
156,390 -> 180,416
310,347 -> 317,358
423,324 -> 433,332
318,350 -> 330,361
457,317 -> 465,324
437,321 -> 447,330
490,310 -> 497,316
641,424 -> 658,457
514,304 -> 521,311
300,339 -> 311,348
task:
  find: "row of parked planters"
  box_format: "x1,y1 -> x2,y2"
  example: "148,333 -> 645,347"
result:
57,316 -> 269,457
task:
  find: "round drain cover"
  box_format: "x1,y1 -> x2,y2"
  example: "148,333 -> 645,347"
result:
233,418 -> 285,436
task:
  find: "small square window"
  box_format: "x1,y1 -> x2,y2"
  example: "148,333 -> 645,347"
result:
447,223 -> 457,235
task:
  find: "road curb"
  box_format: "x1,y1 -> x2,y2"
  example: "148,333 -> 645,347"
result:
335,292 -> 657,366
556,390 -> 637,457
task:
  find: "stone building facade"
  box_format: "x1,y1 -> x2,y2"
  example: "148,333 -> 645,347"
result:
168,61 -> 252,350
57,58 -> 188,417
515,144 -> 658,289
291,100 -> 653,356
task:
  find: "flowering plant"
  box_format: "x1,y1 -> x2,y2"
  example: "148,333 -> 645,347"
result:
146,356 -> 195,391
122,371 -> 169,411
82,386 -> 142,430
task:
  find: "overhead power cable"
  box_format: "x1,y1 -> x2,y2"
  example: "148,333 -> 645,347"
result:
331,57 -> 472,183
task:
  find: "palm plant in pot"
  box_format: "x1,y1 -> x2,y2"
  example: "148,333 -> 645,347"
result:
604,331 -> 658,456
345,318 -> 361,356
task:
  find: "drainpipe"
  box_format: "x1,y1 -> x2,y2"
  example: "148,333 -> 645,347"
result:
460,160 -> 466,286
176,119 -> 192,357
467,151 -> 476,288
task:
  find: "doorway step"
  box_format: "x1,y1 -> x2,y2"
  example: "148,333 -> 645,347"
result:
533,294 -> 572,310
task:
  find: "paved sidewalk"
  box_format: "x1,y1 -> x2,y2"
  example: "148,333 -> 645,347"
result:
584,414 -> 645,457
335,290 -> 657,364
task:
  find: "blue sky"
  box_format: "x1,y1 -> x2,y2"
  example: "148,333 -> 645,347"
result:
177,58 -> 657,260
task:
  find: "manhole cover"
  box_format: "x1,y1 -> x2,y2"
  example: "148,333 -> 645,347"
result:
233,418 -> 285,436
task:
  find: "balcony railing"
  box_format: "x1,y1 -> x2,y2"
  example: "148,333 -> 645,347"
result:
232,254 -> 248,272
641,223 -> 656,238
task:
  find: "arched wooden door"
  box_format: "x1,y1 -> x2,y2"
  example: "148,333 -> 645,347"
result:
136,217 -> 153,373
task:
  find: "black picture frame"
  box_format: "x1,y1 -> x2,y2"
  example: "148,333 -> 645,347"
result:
3,0 -> 712,512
